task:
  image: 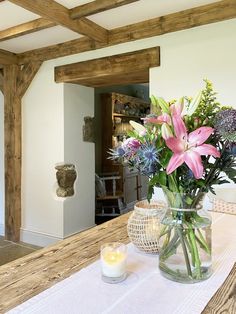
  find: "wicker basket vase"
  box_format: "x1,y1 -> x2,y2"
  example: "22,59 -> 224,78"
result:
127,200 -> 166,254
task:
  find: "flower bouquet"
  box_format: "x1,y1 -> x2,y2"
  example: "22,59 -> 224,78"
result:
109,80 -> 236,283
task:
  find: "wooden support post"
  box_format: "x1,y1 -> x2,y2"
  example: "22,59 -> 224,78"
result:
0,69 -> 3,94
4,64 -> 21,241
3,61 -> 41,241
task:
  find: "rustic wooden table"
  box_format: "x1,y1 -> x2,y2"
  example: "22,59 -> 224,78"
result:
0,211 -> 235,314
0,213 -> 130,313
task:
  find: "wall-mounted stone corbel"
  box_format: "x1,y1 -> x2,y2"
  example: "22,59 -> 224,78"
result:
55,164 -> 77,197
83,116 -> 94,142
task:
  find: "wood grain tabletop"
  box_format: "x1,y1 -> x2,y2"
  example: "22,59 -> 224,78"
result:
0,211 -> 235,313
0,213 -> 130,313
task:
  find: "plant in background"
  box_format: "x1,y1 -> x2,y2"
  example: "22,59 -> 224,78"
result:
109,79 -> 236,283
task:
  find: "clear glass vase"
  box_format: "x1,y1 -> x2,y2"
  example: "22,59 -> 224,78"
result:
159,189 -> 212,283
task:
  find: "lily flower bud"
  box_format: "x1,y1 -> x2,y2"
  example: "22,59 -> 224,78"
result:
161,123 -> 173,140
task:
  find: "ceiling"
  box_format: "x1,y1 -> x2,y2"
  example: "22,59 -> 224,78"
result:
0,0 -> 220,54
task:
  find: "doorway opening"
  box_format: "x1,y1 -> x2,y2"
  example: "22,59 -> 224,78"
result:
94,83 -> 150,224
54,47 -> 159,229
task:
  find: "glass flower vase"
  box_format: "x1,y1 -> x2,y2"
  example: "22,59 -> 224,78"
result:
159,189 -> 212,283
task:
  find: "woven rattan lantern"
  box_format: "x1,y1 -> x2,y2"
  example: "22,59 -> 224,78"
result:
127,200 -> 166,254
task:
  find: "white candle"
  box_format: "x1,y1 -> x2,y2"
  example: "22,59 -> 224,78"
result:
101,242 -> 127,283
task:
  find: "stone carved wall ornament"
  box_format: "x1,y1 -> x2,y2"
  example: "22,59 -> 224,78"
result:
55,164 -> 77,197
83,116 -> 94,142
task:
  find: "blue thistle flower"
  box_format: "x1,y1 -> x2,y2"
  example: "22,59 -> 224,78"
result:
141,144 -> 159,166
108,147 -> 125,160
137,144 -> 160,175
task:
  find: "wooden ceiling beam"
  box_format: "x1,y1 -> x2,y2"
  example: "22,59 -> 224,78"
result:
0,18 -> 56,42
0,49 -> 18,65
70,0 -> 139,19
8,0 -> 108,43
0,1 -> 138,42
55,47 -> 160,86
18,0 -> 236,64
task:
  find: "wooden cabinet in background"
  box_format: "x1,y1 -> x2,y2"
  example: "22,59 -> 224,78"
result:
101,92 -> 150,211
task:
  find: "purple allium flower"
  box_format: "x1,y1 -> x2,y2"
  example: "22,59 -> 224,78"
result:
122,138 -> 141,151
214,109 -> 236,142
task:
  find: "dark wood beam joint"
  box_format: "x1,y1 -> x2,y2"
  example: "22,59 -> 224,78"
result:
0,49 -> 18,65
17,61 -> 42,98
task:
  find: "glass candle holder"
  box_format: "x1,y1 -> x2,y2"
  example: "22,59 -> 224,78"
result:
100,242 -> 127,283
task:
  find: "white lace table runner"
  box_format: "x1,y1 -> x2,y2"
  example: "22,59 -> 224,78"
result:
8,213 -> 236,314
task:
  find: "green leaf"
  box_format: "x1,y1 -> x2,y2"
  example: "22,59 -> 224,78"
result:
153,97 -> 170,114
167,174 -> 179,192
196,180 -> 205,187
147,184 -> 154,202
185,196 -> 193,205
160,149 -> 172,168
149,175 -> 160,186
158,172 -> 167,186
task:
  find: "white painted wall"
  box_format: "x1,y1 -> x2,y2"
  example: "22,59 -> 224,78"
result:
21,63 -> 65,246
0,92 -> 4,235
148,19 -> 236,201
63,84 -> 95,237
149,20 -> 236,106
1,18 -> 235,245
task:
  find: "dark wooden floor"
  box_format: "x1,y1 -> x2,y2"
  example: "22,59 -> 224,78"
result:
0,236 -> 41,266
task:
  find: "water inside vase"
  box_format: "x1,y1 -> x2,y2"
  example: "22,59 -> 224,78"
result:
159,214 -> 212,283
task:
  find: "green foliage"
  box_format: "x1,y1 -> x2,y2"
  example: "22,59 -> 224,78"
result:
187,79 -> 225,132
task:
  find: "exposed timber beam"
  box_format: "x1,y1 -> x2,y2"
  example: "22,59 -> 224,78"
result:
70,0 -> 139,19
0,1 -> 137,42
0,18 -> 56,42
0,69 -> 3,94
8,0 -> 108,42
0,49 -> 18,65
18,0 -> 236,64
4,61 -> 42,242
4,64 -> 21,242
55,47 -> 160,87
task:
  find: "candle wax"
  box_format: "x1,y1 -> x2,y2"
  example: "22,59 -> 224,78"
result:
101,251 -> 126,278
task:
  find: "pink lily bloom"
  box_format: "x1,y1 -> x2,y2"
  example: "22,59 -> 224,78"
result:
142,113 -> 171,125
166,116 -> 220,179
